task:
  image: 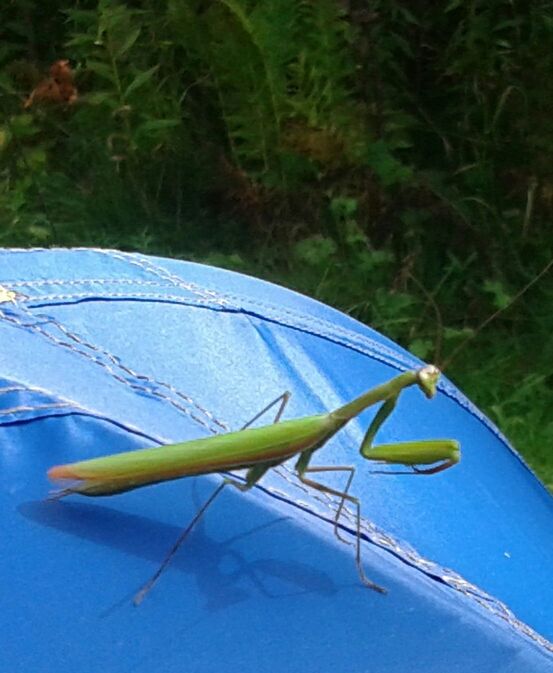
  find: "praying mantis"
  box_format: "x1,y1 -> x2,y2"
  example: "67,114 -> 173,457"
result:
45,255 -> 553,603
48,363 -> 460,603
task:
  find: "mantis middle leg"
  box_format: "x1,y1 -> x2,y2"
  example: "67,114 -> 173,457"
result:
294,456 -> 385,594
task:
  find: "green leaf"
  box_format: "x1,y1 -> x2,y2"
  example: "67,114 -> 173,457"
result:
0,126 -> 10,151
366,141 -> 413,187
483,280 -> 511,310
135,119 -> 181,134
20,147 -> 47,170
10,115 -> 38,139
66,34 -> 97,47
443,327 -> 475,342
133,119 -> 182,142
115,27 -> 141,58
0,72 -> 16,94
444,0 -> 462,12
409,338 -> 433,360
27,224 -> 52,241
87,60 -> 116,83
396,6 -> 419,26
83,91 -> 118,106
124,65 -> 159,98
330,196 -> 357,220
294,236 -> 337,266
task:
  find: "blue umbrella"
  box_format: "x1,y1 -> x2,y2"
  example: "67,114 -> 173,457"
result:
1,247 -> 552,672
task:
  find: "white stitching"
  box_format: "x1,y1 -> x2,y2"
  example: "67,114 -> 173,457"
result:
0,402 -> 73,415
12,283 -> 522,449
0,306 -> 228,435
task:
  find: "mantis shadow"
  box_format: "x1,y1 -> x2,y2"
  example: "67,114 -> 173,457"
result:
19,495 -> 338,613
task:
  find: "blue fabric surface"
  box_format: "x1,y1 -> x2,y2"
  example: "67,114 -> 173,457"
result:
0,247 -> 552,672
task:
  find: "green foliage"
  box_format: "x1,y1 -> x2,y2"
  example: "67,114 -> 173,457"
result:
1,0 -> 553,484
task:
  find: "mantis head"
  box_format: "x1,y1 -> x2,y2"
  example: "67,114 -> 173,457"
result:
417,365 -> 440,399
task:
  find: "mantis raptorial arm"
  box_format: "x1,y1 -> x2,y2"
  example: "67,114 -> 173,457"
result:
359,390 -> 459,475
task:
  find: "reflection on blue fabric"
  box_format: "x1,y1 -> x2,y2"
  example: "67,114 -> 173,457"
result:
0,248 -> 552,672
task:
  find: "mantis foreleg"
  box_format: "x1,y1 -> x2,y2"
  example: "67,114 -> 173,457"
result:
360,393 -> 458,474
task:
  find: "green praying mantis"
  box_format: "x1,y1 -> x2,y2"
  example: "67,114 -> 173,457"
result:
48,363 -> 460,603
46,256 -> 553,603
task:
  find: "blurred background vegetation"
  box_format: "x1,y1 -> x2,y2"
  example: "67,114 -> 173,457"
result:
1,0 -> 553,486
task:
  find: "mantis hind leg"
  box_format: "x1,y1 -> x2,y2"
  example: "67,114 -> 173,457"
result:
134,393 -> 291,605
296,465 -> 386,594
297,465 -> 357,545
133,472 -> 264,606
134,479 -> 228,605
